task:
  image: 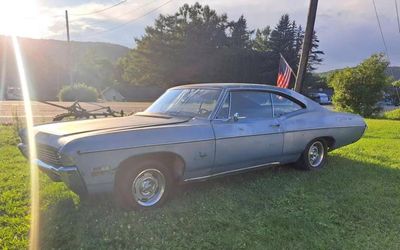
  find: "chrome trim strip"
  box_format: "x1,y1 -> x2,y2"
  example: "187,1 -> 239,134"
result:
208,88 -> 227,120
211,89 -> 229,120
214,124 -> 365,140
184,161 -> 280,182
283,125 -> 366,133
79,125 -> 364,155
78,138 -> 215,155
35,159 -> 87,195
35,159 -> 77,175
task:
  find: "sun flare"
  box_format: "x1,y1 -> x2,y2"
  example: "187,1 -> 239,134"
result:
0,0 -> 49,38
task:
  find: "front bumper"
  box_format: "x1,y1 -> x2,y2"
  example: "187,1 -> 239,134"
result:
18,143 -> 87,195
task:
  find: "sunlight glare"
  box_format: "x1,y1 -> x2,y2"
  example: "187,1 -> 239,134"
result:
0,0 -> 49,38
11,35 -> 39,250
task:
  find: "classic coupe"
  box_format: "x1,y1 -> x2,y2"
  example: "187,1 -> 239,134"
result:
18,83 -> 366,209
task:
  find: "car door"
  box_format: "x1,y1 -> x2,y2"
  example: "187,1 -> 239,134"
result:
270,92 -> 307,163
211,90 -> 284,174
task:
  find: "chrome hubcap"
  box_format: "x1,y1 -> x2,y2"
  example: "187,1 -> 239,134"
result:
308,141 -> 324,167
132,169 -> 165,207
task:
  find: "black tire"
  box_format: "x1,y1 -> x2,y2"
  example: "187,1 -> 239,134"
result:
115,160 -> 174,210
295,139 -> 328,170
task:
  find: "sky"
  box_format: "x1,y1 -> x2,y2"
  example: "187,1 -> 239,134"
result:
1,0 -> 400,72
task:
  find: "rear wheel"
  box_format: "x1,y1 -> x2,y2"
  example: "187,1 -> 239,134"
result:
115,160 -> 173,209
296,139 -> 327,170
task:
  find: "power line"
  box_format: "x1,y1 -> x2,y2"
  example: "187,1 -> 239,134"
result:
79,0 -> 160,28
70,0 -> 127,16
372,0 -> 391,61
396,0 -> 400,32
84,0 -> 174,38
372,0 -> 400,103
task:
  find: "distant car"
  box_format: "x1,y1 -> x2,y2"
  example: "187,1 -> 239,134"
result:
5,86 -> 22,100
308,92 -> 331,105
18,83 -> 366,209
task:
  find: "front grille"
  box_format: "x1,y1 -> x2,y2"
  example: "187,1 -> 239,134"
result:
37,145 -> 61,166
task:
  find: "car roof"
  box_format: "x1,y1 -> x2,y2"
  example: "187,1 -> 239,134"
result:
171,83 -> 299,97
172,83 -> 286,91
171,83 -> 323,111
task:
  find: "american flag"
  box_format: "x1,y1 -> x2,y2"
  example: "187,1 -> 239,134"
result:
276,54 -> 294,89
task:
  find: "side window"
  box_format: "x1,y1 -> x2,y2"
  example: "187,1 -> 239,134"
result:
230,91 -> 273,119
271,93 -> 303,117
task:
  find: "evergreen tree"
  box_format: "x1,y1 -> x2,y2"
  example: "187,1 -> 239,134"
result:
267,14 -> 324,87
269,15 -> 297,63
228,15 -> 254,49
118,6 -> 324,87
253,26 -> 271,52
308,32 -> 324,71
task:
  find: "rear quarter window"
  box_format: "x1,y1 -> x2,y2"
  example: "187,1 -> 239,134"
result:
271,93 -> 304,117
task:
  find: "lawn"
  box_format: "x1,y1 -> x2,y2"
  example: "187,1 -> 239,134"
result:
1,119 -> 399,249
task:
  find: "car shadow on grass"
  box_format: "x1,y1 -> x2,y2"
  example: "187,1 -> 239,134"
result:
39,155 -> 400,249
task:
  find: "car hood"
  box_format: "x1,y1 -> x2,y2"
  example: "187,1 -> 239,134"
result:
34,114 -> 190,137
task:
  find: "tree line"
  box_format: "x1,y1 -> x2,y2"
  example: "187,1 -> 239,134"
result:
117,2 -> 324,90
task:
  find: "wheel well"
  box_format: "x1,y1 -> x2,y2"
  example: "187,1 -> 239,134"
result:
115,152 -> 186,183
318,136 -> 335,150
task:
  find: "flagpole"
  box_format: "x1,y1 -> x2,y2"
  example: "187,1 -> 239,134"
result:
279,53 -> 297,79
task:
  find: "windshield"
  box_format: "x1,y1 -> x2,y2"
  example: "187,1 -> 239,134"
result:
145,88 -> 221,118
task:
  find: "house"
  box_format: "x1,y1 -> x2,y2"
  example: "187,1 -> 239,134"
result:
101,85 -> 167,102
101,86 -> 125,102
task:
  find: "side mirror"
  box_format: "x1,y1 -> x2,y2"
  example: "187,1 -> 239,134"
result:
233,112 -> 245,121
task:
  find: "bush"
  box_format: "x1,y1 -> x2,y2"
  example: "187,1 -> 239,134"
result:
383,109 -> 400,120
328,54 -> 389,117
58,83 -> 98,102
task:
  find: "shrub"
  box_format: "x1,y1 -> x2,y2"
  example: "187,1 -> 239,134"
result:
58,83 -> 98,102
383,109 -> 400,120
328,54 -> 389,117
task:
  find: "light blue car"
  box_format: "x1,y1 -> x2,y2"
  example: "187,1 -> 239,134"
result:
18,83 -> 366,209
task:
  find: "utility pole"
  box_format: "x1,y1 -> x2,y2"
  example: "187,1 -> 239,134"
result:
65,10 -> 73,86
396,0 -> 400,33
65,10 -> 70,42
294,0 -> 318,93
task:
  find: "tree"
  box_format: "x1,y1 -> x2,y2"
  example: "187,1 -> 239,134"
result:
392,80 -> 400,87
328,54 -> 389,117
118,6 -> 323,88
308,32 -> 324,72
119,3 -> 277,86
228,15 -> 254,49
268,14 -> 324,88
75,50 -> 116,90
269,15 -> 298,68
58,83 -> 98,102
119,3 -> 231,86
304,73 -> 328,90
253,26 -> 271,52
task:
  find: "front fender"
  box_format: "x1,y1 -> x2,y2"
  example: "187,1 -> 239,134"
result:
62,121 -> 215,194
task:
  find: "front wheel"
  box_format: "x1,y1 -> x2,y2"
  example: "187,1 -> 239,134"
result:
115,160 -> 173,209
296,139 -> 327,170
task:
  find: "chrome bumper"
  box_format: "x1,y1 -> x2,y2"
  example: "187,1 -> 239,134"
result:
18,143 -> 87,195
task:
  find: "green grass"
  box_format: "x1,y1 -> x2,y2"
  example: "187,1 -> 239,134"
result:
1,119 -> 400,249
382,108 -> 400,120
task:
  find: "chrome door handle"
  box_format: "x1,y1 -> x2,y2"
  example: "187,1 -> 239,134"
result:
270,123 -> 280,127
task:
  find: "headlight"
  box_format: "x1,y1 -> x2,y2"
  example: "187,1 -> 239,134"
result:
58,152 -> 76,166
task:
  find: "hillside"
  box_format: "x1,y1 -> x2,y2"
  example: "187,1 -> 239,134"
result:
0,35 -> 129,100
318,66 -> 400,80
